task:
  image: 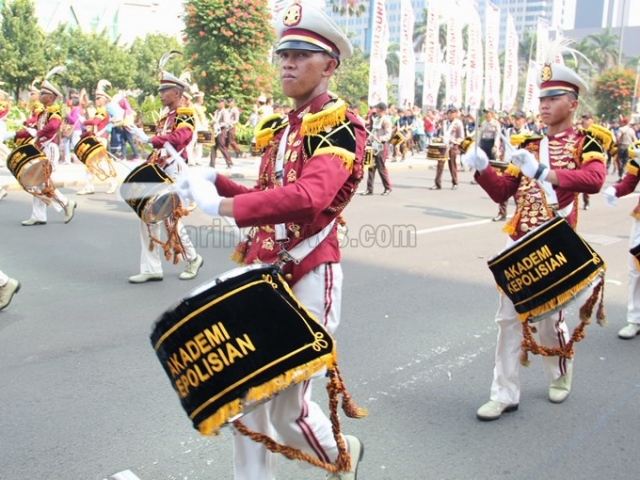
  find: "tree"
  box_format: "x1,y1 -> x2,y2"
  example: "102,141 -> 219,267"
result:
183,0 -> 276,120
592,67 -> 636,120
330,46 -> 369,104
129,33 -> 186,96
0,0 -> 45,98
586,28 -> 620,73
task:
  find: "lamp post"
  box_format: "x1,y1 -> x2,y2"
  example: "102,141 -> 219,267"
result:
618,0 -> 628,65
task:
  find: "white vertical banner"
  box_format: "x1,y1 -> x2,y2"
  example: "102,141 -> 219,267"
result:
522,60 -> 540,114
464,6 -> 483,111
421,0 -> 441,109
445,6 -> 462,108
535,17 -> 549,66
368,0 -> 389,106
484,2 -> 501,111
398,0 -> 416,109
501,14 -> 519,112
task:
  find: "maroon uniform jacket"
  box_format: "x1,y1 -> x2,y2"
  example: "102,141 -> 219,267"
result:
215,93 -> 366,286
16,104 -> 62,149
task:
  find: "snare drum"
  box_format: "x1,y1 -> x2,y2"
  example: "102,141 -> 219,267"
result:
389,130 -> 406,147
6,143 -> 48,189
120,163 -> 179,224
488,216 -> 605,323
142,123 -> 156,135
196,130 -> 214,145
74,135 -> 116,181
363,146 -> 374,168
150,264 -> 336,434
427,142 -> 448,161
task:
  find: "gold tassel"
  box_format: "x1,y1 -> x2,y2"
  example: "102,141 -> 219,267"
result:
341,391 -> 368,419
230,240 -> 249,265
300,100 -> 347,136
255,132 -> 274,151
502,211 -> 520,235
519,349 -> 530,367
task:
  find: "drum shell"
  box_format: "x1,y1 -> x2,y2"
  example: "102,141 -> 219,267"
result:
196,131 -> 214,145
142,124 -> 156,135
363,146 -> 374,167
120,163 -> 178,224
427,143 -> 448,161
150,264 -> 335,434
6,143 -> 47,188
488,217 -> 605,322
389,131 -> 405,146
74,135 -> 106,166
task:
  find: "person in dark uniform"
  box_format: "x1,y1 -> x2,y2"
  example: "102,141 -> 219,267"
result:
361,101 -> 392,196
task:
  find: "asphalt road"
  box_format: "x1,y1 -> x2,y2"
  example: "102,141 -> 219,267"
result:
1,161 -> 639,480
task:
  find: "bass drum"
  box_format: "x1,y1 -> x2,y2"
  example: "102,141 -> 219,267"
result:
6,143 -> 48,189
120,163 -> 179,225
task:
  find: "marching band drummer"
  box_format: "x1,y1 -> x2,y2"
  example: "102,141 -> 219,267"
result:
464,45 -> 607,421
77,79 -> 118,195
127,57 -> 203,284
430,105 -> 463,191
181,3 -> 365,478
3,68 -> 77,226
360,101 -> 392,196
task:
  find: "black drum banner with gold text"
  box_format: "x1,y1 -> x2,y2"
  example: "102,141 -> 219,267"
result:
150,265 -> 336,435
488,216 -> 605,322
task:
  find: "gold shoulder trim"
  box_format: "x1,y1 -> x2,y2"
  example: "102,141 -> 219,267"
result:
586,124 -> 613,151
177,107 -> 194,116
300,99 -> 347,136
254,114 -> 288,150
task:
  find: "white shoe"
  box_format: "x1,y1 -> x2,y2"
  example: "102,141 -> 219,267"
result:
549,369 -> 572,404
64,200 -> 77,223
128,272 -> 163,284
618,323 -> 640,339
77,189 -> 94,195
0,188 -> 7,200
179,254 -> 203,280
476,400 -> 518,421
0,278 -> 20,311
326,435 -> 364,480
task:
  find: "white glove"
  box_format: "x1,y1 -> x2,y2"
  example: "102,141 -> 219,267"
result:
603,185 -> 617,207
463,147 -> 489,172
3,131 -> 15,142
128,126 -> 149,144
190,166 -> 217,183
510,149 -> 549,182
26,128 -> 37,138
189,174 -> 222,216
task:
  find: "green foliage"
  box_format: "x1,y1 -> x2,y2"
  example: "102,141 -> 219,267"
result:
128,33 -> 186,96
0,0 -> 45,97
592,68 -> 636,121
138,96 -> 164,125
183,0 -> 276,122
330,47 -> 369,105
234,123 -> 254,145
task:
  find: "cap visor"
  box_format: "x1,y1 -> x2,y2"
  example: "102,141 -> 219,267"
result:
539,89 -> 574,99
275,40 -> 327,54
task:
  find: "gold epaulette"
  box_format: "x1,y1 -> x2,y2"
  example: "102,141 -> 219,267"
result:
510,133 -> 541,147
586,124 -> 613,152
177,107 -> 194,116
504,163 -> 522,177
300,99 -> 347,136
46,105 -> 60,114
626,158 -> 640,176
254,114 -> 288,150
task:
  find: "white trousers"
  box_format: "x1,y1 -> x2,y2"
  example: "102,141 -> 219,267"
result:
627,218 -> 640,324
232,263 -> 343,480
138,220 -> 197,274
28,144 -> 67,221
0,269 -> 8,286
489,294 -> 572,405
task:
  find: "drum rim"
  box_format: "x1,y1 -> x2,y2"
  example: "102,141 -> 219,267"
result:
141,188 -> 181,224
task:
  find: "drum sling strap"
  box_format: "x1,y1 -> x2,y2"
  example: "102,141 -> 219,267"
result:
518,136 -> 606,366
232,125 -> 367,476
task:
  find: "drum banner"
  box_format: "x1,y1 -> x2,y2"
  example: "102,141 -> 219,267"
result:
150,265 -> 336,435
488,217 -> 605,322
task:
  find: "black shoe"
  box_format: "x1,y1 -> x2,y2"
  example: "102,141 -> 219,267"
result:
429,185 -> 441,190
359,190 -> 373,196
451,185 -> 458,190
492,214 -> 506,222
584,202 -> 590,210
381,189 -> 391,196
